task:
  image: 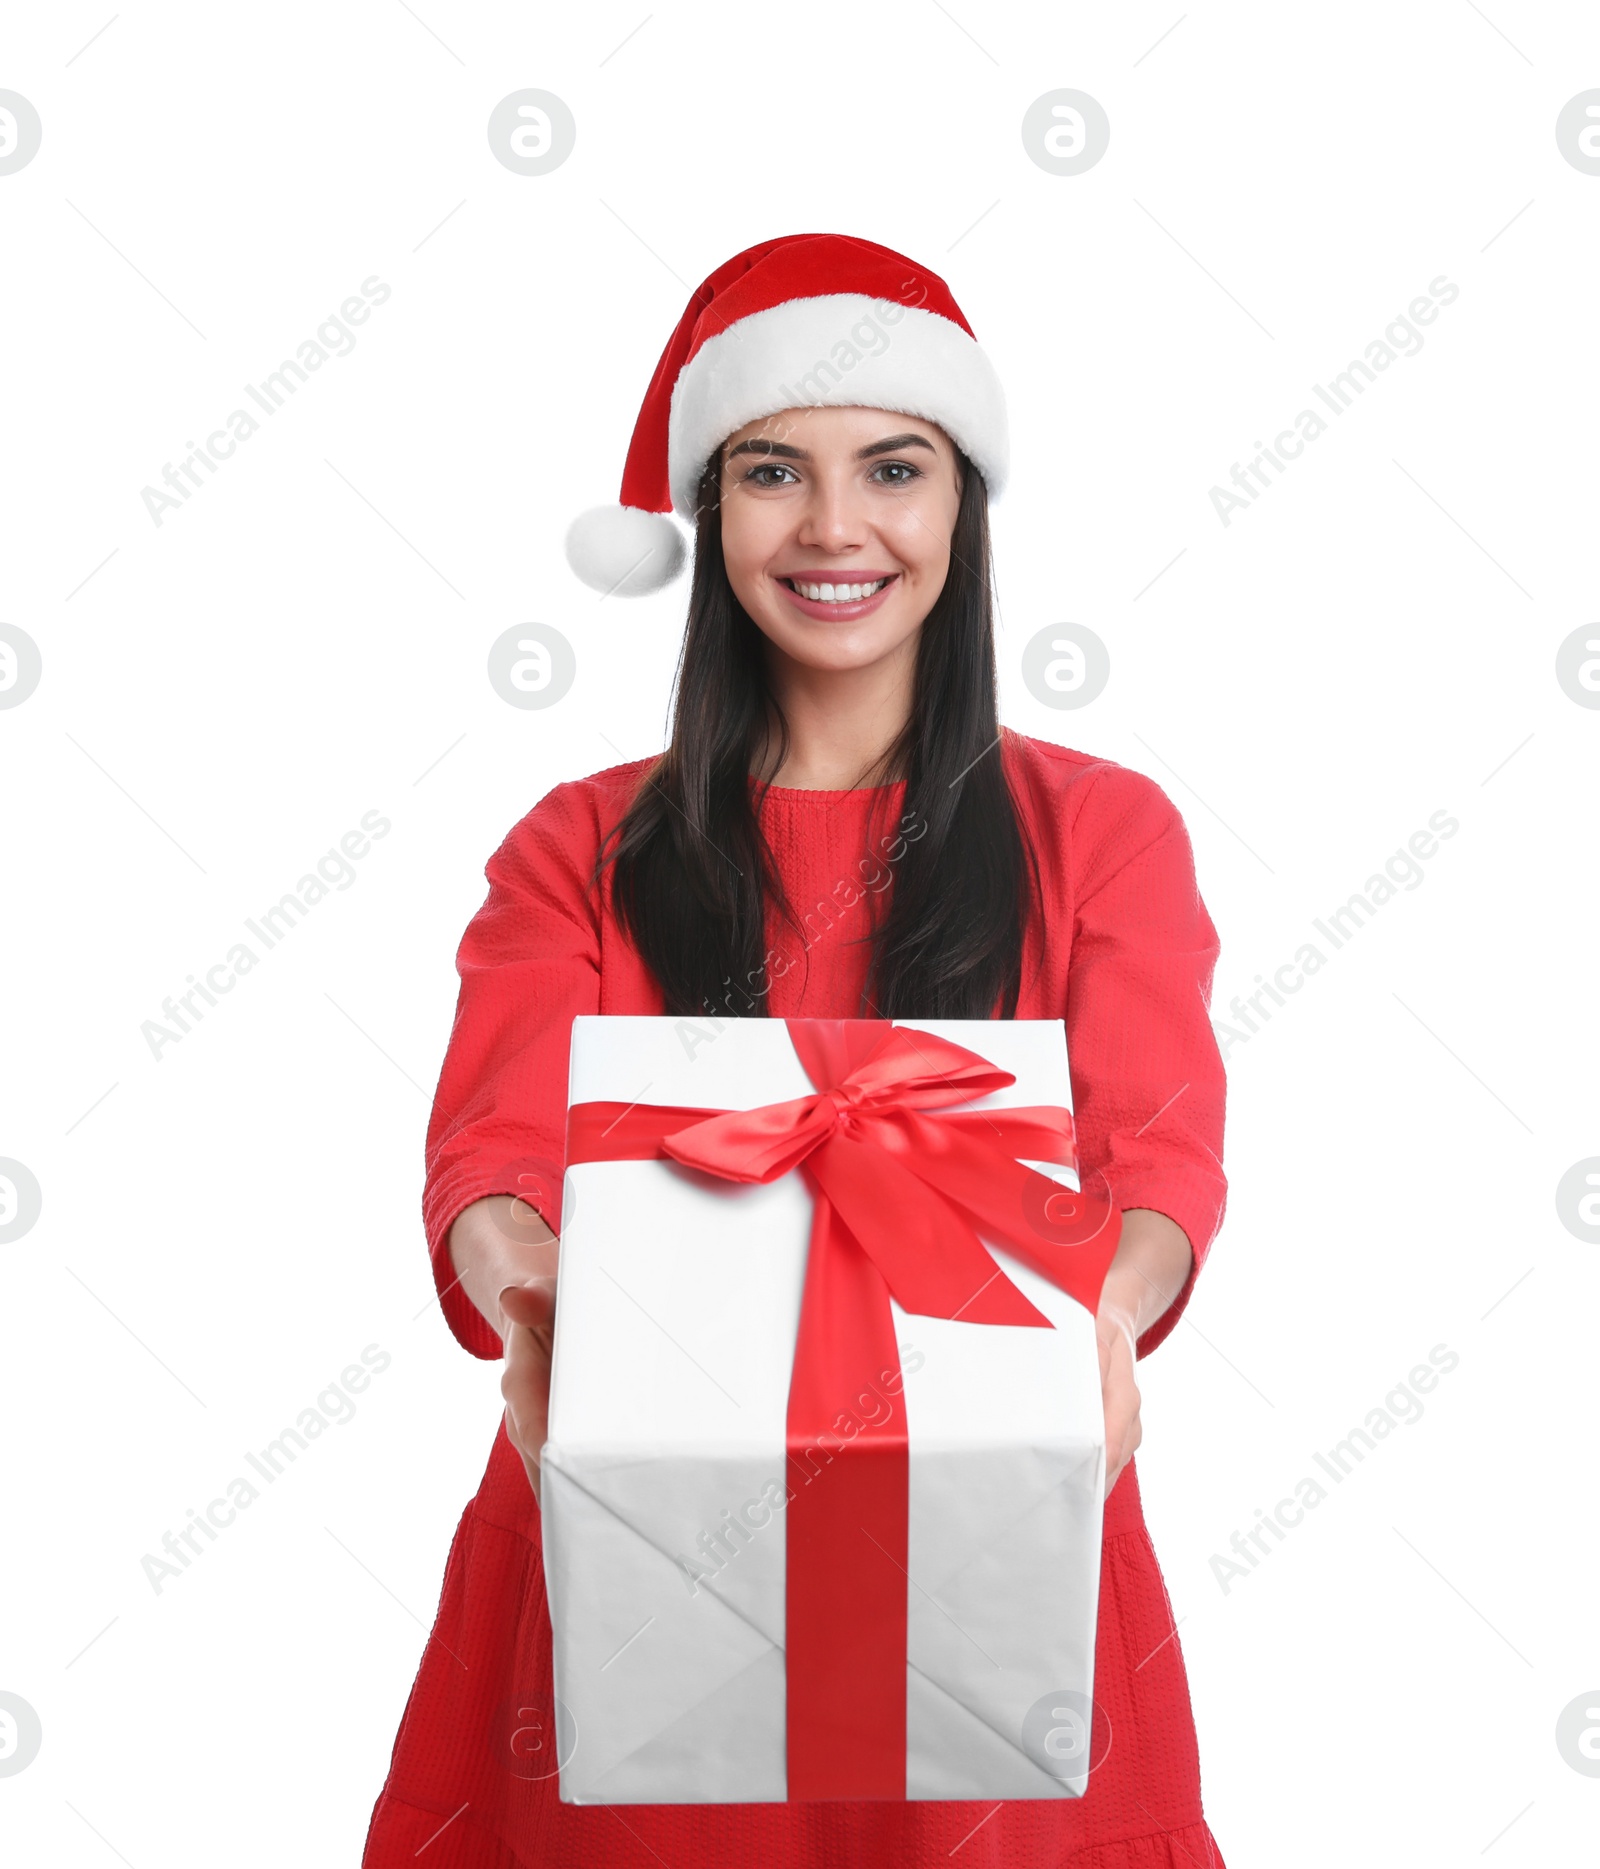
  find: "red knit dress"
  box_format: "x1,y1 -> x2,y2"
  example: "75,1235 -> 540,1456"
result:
362,728 -> 1230,1868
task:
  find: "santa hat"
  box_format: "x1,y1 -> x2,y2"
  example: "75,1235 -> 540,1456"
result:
565,232 -> 1009,597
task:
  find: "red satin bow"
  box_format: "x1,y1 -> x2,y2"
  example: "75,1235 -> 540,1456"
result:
563,1018 -> 1121,1801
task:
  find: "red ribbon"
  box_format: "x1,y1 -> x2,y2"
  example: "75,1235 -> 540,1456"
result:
564,1018 -> 1121,1801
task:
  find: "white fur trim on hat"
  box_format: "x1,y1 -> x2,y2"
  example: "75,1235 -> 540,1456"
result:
565,504 -> 686,596
666,295 -> 1008,516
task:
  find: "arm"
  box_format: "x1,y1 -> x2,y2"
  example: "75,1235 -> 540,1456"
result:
1100,1206 -> 1195,1347
449,1193 -> 561,1503
1065,763 -> 1228,1361
1096,1207 -> 1194,1494
1062,763 -> 1228,1491
422,781 -> 604,1360
448,1192 -> 560,1342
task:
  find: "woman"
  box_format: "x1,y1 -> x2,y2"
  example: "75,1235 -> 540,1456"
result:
362,234 -> 1229,1867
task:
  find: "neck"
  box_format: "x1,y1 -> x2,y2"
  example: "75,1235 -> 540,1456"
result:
756,636 -> 916,789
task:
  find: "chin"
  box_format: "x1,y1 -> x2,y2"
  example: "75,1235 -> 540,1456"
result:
779,630 -> 911,674
748,588 -> 916,655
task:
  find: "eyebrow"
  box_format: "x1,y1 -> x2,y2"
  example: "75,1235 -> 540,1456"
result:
724,431 -> 939,463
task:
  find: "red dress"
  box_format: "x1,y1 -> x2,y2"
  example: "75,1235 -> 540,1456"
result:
362,728 -> 1230,1867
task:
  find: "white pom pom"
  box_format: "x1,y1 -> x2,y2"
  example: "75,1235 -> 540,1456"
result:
565,505 -> 686,597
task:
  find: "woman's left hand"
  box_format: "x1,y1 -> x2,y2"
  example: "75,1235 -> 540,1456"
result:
1091,1209 -> 1194,1497
1095,1301 -> 1142,1497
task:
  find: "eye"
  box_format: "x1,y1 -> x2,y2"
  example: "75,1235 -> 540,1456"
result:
743,461 -> 799,487
871,459 -> 922,486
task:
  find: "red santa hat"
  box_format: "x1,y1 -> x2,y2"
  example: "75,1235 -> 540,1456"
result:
565,232 -> 1009,596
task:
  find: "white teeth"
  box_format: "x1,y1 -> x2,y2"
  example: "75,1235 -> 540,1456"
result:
791,578 -> 888,603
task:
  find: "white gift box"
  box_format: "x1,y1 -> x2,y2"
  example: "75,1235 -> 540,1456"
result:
542,1015 -> 1107,1804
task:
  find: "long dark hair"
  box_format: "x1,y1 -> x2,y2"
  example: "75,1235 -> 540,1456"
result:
596,444 -> 1038,1020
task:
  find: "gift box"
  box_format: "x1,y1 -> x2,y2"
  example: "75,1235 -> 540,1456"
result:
541,1014 -> 1121,1804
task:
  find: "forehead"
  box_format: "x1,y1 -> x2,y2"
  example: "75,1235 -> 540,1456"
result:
720,405 -> 952,454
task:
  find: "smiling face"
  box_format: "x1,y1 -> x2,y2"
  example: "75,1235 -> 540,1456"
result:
713,405 -> 964,678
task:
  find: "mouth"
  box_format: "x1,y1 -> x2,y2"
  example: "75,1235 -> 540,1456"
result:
775,573 -> 898,619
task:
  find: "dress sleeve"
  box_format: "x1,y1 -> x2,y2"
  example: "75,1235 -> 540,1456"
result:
421,783 -> 604,1360
1063,763 -> 1228,1359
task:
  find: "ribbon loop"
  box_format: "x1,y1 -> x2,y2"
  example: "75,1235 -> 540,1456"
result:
564,1020 -> 1123,1321
659,1090 -> 834,1184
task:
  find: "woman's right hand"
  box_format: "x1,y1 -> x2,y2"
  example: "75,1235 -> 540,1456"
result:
447,1191 -> 561,1506
499,1275 -> 557,1505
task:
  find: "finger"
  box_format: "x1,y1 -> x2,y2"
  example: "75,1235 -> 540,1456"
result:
1108,1410 -> 1143,1493
500,1297 -> 557,1366
503,1315 -> 554,1381
515,1427 -> 545,1517
503,1391 -> 547,1498
505,1318 -> 555,1369
1105,1414 -> 1129,1483
502,1344 -> 552,1470
1105,1388 -> 1141,1472
502,1372 -> 550,1447
502,1353 -> 550,1428
499,1278 -> 557,1330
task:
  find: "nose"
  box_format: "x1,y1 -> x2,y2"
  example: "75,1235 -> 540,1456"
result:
794,472 -> 871,556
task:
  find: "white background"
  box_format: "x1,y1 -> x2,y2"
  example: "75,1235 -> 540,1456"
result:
2,2 -> 1596,1862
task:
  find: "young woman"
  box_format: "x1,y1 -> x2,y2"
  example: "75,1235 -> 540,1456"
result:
362,235 -> 1229,1867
